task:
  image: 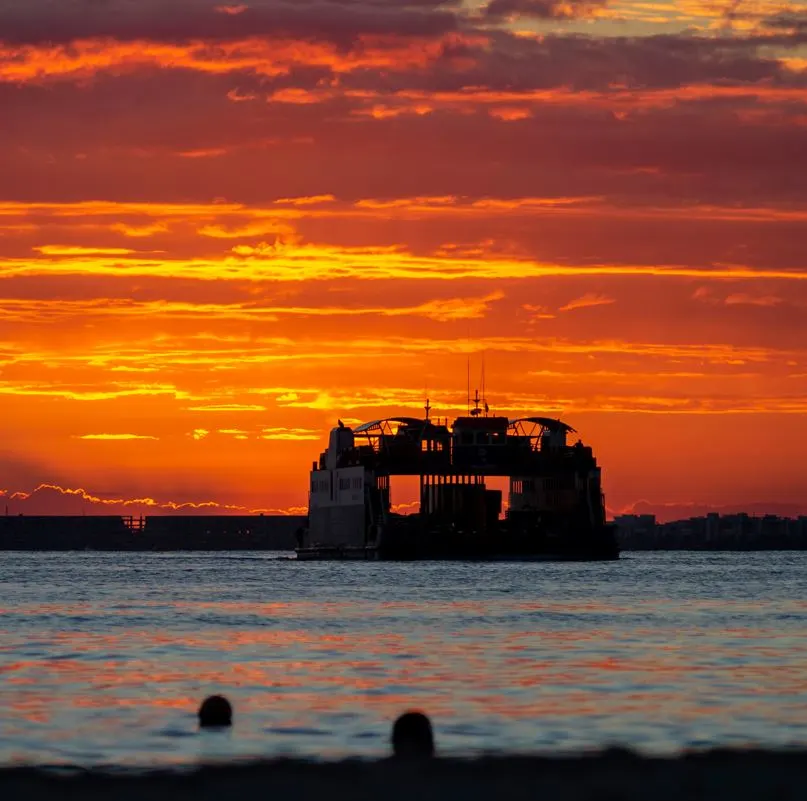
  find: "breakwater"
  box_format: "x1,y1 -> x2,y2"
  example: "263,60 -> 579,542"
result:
0,515 -> 306,550
2,750 -> 807,801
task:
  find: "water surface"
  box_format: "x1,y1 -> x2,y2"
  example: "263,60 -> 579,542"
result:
1,551 -> 806,766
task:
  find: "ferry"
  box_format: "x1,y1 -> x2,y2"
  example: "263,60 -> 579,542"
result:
296,395 -> 619,561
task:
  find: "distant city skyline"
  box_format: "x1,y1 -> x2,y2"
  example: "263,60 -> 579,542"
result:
614,511 -> 807,550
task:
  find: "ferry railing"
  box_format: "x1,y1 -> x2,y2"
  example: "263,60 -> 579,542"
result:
122,515 -> 146,533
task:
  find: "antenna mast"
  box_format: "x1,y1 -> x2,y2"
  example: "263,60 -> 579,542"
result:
482,351 -> 486,416
466,357 -> 470,415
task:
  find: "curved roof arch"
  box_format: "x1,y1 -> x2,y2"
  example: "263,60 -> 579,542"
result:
353,417 -> 426,434
508,416 -> 576,434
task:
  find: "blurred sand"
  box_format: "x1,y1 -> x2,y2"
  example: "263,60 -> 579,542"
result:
2,749 -> 806,801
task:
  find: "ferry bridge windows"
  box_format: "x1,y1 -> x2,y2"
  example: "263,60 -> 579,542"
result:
512,479 -> 536,495
543,475 -> 574,491
337,476 -> 364,491
456,431 -> 507,447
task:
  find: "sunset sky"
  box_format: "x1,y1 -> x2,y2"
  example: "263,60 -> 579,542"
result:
1,0 -> 806,521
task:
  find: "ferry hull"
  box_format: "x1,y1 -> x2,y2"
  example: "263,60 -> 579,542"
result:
296,546 -> 380,561
296,523 -> 619,562
295,548 -> 618,562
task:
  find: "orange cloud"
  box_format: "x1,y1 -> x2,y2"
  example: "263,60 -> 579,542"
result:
177,148 -> 229,159
488,107 -> 533,121
269,87 -> 331,104
34,245 -> 136,256
110,222 -> 170,237
6,242 -> 805,284
5,198 -> 807,232
215,4 -> 248,15
76,434 -> 159,441
694,288 -> 788,307
274,195 -> 337,206
724,293 -> 783,307
0,34 -> 479,83
226,87 -> 258,102
0,383 -> 189,401
0,292 -> 504,324
218,428 -> 250,440
559,293 -> 616,312
261,427 -> 322,441
198,221 -> 297,238
185,404 -> 267,412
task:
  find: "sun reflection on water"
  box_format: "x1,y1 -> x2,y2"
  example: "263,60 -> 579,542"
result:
1,552 -> 807,765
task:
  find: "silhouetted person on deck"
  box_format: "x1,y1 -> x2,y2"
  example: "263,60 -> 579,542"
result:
391,711 -> 434,759
198,695 -> 232,728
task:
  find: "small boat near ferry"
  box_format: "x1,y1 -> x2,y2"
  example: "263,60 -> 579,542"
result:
296,394 -> 619,561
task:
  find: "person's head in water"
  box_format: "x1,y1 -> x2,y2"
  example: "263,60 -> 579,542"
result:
198,695 -> 232,728
391,711 -> 434,758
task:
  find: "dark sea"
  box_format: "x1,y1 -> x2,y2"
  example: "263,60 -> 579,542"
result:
1,551 -> 806,767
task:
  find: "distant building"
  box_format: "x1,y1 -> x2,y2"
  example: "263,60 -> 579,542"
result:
613,512 -> 807,551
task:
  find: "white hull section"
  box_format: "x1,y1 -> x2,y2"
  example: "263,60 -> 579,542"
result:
309,464 -> 367,547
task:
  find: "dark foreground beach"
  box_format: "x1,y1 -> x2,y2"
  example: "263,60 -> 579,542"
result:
3,750 -> 807,801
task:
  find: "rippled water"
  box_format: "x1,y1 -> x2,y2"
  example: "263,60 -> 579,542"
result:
1,551 -> 806,766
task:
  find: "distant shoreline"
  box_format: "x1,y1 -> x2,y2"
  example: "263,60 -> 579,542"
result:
1,513 -> 805,552
3,750 -> 807,800
0,514 -> 304,551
